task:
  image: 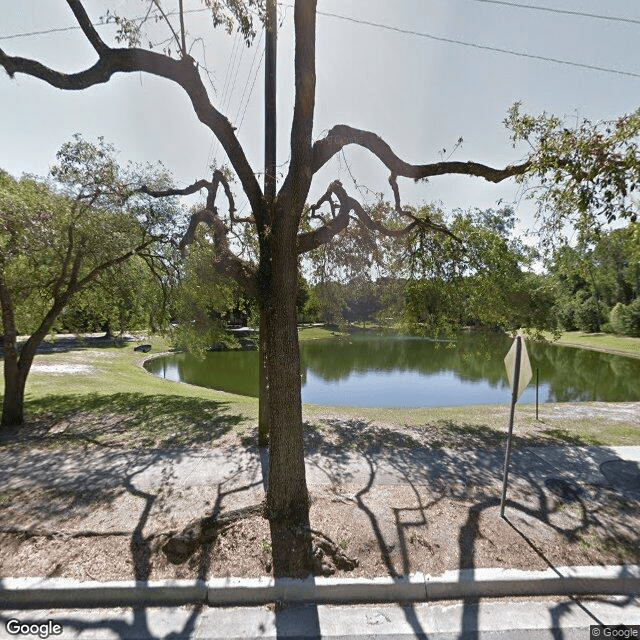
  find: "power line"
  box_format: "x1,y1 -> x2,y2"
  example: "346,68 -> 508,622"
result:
0,7 -> 211,41
223,33 -> 246,116
471,0 -> 640,26
234,28 -> 264,126
237,46 -> 265,131
2,6 -> 639,80
312,7 -> 640,79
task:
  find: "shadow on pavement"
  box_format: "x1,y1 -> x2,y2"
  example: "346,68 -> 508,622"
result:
305,417 -> 640,639
0,452 -> 264,639
1,414 -> 639,638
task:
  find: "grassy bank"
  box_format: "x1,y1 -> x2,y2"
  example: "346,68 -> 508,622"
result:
543,331 -> 640,359
1,335 -> 258,448
1,330 -> 639,449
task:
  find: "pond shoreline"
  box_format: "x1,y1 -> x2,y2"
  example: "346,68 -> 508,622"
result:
144,331 -> 640,408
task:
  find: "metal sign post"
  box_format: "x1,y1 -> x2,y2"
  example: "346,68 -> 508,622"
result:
536,367 -> 539,420
500,335 -> 532,518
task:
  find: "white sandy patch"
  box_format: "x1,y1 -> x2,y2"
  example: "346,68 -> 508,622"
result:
31,364 -> 95,374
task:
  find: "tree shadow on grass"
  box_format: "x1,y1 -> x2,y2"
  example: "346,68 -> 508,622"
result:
423,418 -> 606,449
2,392 -> 250,449
304,415 -> 606,459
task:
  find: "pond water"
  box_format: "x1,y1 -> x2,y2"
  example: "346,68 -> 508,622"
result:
144,333 -> 640,407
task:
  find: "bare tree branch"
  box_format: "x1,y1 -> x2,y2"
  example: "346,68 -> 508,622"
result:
297,180 -> 461,255
138,170 -> 254,225
0,3 -> 263,217
137,179 -> 212,199
135,170 -> 257,287
312,124 -> 530,183
210,170 -> 253,224
179,208 -> 257,295
150,0 -> 183,55
178,0 -> 187,56
66,0 -> 109,55
297,181 -> 350,254
387,172 -> 460,240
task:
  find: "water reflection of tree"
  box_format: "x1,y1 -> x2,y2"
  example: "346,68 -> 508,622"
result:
150,334 -> 640,403
528,343 -> 640,402
301,334 -> 513,385
302,335 -> 640,403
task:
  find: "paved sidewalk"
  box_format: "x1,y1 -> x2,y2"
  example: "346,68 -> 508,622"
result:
2,597 -> 640,639
1,443 -> 639,638
0,443 -> 638,497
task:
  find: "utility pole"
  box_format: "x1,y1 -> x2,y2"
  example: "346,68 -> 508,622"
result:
264,0 -> 277,203
259,0 -> 277,448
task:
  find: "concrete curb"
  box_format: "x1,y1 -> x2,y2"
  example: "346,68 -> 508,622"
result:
425,565 -> 640,599
2,565 -> 639,609
206,574 -> 427,606
0,579 -> 206,609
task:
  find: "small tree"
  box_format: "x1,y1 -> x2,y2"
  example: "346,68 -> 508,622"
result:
0,138 -> 174,427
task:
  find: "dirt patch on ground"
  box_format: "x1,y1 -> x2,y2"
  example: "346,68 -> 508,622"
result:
0,480 -> 637,581
30,364 -> 95,375
542,403 -> 640,423
1,418 -> 638,581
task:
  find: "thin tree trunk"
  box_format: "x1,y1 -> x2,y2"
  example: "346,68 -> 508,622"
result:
1,277 -> 69,428
1,357 -> 32,427
0,276 -> 25,427
1,342 -> 28,427
261,231 -> 312,577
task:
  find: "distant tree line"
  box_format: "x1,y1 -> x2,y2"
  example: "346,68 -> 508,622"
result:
301,214 -> 639,338
545,225 -> 640,336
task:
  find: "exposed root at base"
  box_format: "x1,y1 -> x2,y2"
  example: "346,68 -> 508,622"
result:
161,503 -> 358,576
309,528 -> 358,575
161,502 -> 265,564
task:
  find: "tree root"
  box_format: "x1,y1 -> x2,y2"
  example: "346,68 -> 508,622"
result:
0,527 -> 131,539
308,528 -> 358,576
161,502 -> 265,564
1,504 -> 359,577
161,504 -> 359,575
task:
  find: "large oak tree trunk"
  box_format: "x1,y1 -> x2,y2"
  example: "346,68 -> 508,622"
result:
260,223 -> 312,577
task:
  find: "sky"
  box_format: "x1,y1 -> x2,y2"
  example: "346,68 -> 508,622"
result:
1,0 -> 639,238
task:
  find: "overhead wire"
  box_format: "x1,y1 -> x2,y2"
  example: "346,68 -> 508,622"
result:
204,30 -> 239,172
234,28 -> 264,128
237,46 -> 265,131
222,33 -> 244,116
309,7 -> 640,80
2,5 -> 639,79
470,0 -> 640,26
211,30 -> 245,167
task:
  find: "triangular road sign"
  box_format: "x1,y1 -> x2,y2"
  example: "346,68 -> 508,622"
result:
504,336 -> 532,401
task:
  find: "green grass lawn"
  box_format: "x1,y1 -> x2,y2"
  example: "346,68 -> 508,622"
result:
1,329 -> 639,449
542,331 -> 640,358
1,335 -> 258,448
297,325 -> 342,341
